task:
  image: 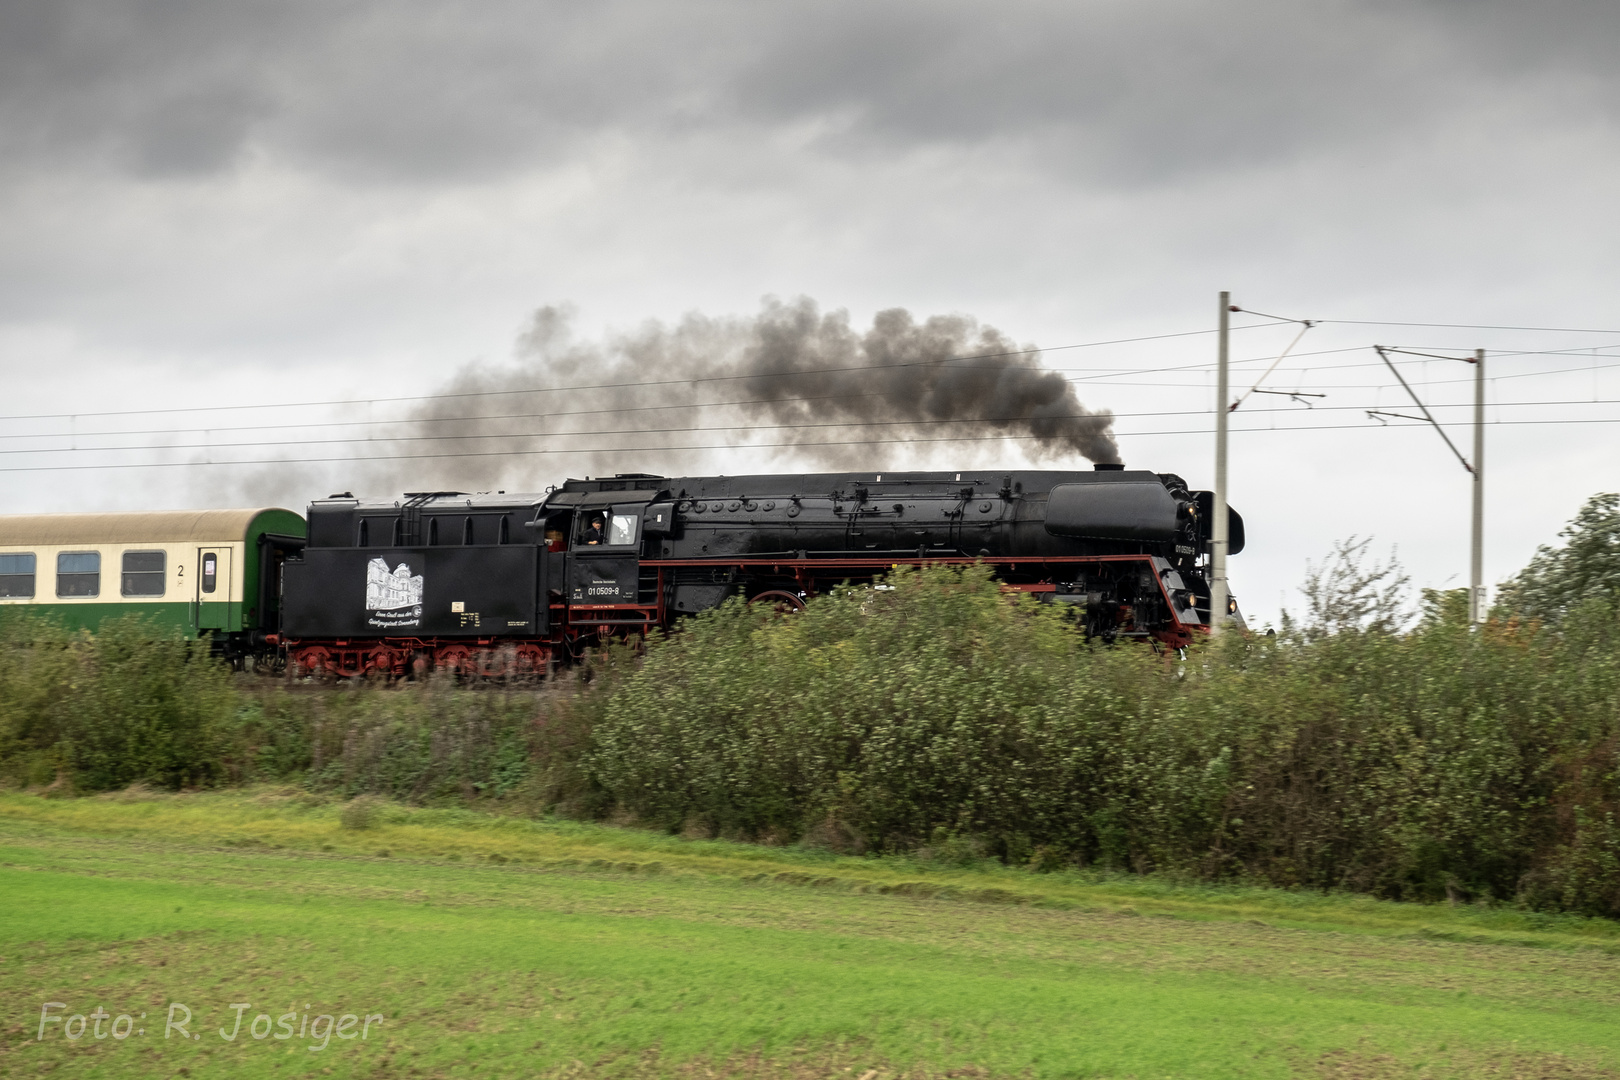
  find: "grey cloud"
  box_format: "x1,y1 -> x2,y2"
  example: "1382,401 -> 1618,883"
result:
1394,0 -> 1620,74
0,2 -> 286,176
0,0 -> 734,180
725,0 -> 1620,181
5,1 -> 1618,185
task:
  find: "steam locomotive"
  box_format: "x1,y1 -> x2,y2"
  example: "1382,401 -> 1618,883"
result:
276,463 -> 1244,677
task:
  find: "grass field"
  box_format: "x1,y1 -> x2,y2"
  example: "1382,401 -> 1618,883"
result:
2,790 -> 1618,1079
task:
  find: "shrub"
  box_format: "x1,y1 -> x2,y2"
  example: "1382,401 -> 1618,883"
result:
66,617 -> 236,790
339,795 -> 383,830
0,613 -> 78,787
0,614 -> 587,804
0,614 -> 234,790
586,564 -> 1620,914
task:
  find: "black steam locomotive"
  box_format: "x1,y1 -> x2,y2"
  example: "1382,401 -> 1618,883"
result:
277,464 -> 1243,677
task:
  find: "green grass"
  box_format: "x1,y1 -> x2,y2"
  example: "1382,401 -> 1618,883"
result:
2,790 -> 1618,1079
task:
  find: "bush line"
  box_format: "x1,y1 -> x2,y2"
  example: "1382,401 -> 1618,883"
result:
2,563 -> 1618,918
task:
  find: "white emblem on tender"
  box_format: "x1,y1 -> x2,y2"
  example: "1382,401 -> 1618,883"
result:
366,557 -> 424,629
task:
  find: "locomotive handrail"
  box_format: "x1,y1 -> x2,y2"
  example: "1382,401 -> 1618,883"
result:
646,552 -> 1168,565
563,617 -> 657,626
645,548 -> 977,561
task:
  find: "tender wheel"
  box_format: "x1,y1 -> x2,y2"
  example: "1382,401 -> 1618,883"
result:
476,648 -> 511,680
290,647 -> 332,681
435,644 -> 473,678
513,645 -> 549,681
366,647 -> 402,679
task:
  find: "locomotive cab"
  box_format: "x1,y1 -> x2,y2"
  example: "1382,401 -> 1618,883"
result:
567,502 -> 642,604
537,486 -> 668,613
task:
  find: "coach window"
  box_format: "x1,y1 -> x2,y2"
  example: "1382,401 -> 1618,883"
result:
0,553 -> 35,598
608,512 -> 639,547
121,550 -> 166,597
56,552 -> 100,597
201,552 -> 218,594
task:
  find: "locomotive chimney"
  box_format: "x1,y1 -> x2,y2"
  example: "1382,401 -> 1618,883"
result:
1094,462 -> 1125,471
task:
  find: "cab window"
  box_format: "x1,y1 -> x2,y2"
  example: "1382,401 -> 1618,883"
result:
608,513 -> 638,546
576,514 -> 608,547
121,550 -> 166,597
57,552 -> 100,597
0,552 -> 35,598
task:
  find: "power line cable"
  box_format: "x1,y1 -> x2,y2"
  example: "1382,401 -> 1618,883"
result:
6,342 -> 1615,443
3,414 -> 1616,473
1322,319 -> 1620,334
0,321 -> 1291,425
5,354 -> 1612,446
1376,358 -> 1620,387
5,396 -> 1615,460
6,321 -> 1618,430
1,342 -> 1575,445
0,346 -> 1403,444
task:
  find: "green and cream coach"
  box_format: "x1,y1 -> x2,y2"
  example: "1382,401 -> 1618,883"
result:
0,509 -> 306,657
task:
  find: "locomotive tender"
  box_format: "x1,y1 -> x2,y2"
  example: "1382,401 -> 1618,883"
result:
278,464 -> 1244,678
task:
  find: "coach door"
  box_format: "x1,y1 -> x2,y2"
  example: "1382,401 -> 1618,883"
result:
196,547 -> 232,631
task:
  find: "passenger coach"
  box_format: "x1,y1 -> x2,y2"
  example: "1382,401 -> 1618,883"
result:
0,508 -> 305,662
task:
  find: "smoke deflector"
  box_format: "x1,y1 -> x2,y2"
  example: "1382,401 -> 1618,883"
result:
1044,474 -> 1180,542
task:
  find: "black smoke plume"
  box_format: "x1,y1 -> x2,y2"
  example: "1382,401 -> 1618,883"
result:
221,297 -> 1120,503
390,297 -> 1118,490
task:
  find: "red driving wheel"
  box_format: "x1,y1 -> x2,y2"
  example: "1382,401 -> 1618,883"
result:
749,590 -> 806,613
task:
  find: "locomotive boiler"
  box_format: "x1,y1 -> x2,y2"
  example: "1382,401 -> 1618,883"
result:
277,464 -> 1244,678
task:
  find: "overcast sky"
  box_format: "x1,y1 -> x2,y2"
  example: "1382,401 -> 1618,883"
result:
3,0 -> 1618,626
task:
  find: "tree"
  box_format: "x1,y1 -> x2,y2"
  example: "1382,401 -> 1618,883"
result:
1498,493 -> 1620,622
1285,536 -> 1411,639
